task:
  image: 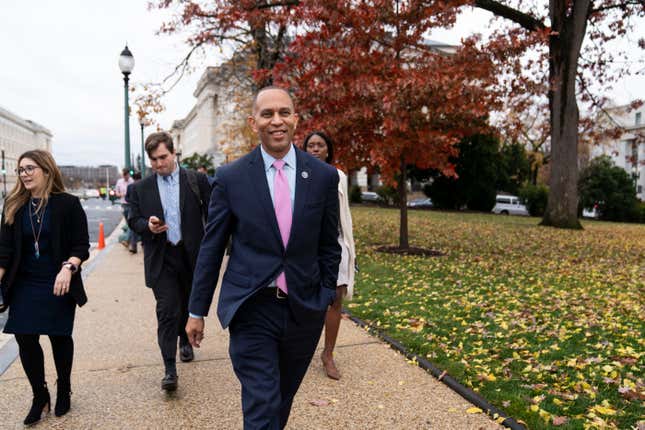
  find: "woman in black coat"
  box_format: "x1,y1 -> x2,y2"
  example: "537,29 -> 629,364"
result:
0,150 -> 89,426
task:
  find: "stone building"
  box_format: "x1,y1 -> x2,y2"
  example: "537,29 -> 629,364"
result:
0,106 -> 52,196
58,165 -> 120,190
591,103 -> 645,200
169,56 -> 254,168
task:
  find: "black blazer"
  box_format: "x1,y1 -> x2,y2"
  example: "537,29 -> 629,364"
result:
127,168 -> 211,288
0,192 -> 90,307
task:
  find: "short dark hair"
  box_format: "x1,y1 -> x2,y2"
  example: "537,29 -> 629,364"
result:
252,86 -> 294,113
145,132 -> 174,156
303,131 -> 334,164
122,168 -> 130,176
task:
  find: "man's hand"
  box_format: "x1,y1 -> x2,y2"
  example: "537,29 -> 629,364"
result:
186,317 -> 205,348
148,216 -> 169,234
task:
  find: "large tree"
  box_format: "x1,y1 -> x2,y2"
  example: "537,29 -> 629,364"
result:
275,0 -> 499,249
467,0 -> 645,228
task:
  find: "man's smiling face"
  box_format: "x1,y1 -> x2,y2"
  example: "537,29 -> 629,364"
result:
248,88 -> 298,159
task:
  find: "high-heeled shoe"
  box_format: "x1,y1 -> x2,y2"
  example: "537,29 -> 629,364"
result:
24,383 -> 50,426
55,380 -> 71,417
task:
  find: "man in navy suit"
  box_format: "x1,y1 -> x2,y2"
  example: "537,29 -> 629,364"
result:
186,87 -> 341,429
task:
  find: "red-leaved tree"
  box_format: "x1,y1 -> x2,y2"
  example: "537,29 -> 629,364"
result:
275,0 -> 500,249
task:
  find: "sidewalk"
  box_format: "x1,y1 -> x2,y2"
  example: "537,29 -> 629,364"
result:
0,243 -> 502,429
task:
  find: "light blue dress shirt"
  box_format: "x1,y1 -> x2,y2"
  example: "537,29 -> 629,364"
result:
156,163 -> 182,245
260,144 -> 296,210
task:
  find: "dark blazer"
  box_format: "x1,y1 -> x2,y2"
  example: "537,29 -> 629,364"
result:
0,192 -> 90,307
189,145 -> 342,328
127,168 -> 211,288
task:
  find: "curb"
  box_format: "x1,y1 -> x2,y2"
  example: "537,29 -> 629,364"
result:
343,310 -> 527,430
0,220 -> 124,376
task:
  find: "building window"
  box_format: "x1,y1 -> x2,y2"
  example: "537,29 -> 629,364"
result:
637,112 -> 642,126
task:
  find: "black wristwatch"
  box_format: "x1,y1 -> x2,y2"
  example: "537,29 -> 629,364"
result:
62,261 -> 78,274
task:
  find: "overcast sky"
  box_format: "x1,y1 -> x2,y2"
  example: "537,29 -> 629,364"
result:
1,1 -> 643,168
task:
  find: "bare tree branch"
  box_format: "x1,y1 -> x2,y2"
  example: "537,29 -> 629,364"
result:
590,0 -> 644,14
473,0 -> 546,31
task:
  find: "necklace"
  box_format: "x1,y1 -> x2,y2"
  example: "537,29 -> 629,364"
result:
28,198 -> 46,259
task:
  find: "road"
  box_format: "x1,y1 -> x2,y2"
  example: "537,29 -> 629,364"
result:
82,198 -> 124,245
0,198 -> 123,332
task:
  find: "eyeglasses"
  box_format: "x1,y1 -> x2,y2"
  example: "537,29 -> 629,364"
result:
16,165 -> 40,176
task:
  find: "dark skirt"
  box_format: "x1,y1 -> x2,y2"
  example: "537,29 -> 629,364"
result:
4,274 -> 76,336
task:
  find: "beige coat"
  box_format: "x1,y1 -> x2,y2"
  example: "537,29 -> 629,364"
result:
336,169 -> 356,299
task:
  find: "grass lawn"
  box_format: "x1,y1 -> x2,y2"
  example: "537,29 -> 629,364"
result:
347,206 -> 644,430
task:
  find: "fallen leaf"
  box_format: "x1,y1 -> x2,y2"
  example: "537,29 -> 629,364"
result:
309,399 -> 330,407
552,416 -> 568,426
466,407 -> 483,414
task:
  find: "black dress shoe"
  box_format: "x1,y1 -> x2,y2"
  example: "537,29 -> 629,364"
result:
161,373 -> 178,391
179,344 -> 194,362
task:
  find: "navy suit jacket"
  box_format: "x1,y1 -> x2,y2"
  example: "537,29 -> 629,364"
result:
189,145 -> 341,328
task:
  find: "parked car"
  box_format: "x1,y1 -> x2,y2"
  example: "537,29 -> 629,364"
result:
582,205 -> 600,219
84,189 -> 100,199
492,194 -> 529,216
360,191 -> 380,202
407,197 -> 433,208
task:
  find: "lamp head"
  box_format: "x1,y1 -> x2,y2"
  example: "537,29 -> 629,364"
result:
118,44 -> 135,75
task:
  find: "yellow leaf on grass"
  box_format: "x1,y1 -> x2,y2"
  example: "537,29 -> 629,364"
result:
466,407 -> 483,414
591,405 -> 616,416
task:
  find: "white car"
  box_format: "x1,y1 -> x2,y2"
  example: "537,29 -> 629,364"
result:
492,194 -> 529,216
361,191 -> 380,202
84,189 -> 100,199
407,197 -> 433,208
582,206 -> 600,219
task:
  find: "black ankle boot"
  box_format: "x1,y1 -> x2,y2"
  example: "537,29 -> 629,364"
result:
24,383 -> 50,425
55,380 -> 71,417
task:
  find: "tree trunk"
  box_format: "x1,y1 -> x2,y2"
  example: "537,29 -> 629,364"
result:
399,156 -> 409,249
540,0 -> 589,229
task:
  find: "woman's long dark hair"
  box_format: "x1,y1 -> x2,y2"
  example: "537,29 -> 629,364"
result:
303,131 -> 334,164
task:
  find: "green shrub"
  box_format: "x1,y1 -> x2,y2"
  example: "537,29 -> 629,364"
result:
375,185 -> 399,206
578,156 -> 639,222
635,201 -> 645,223
518,183 -> 549,216
349,184 -> 362,204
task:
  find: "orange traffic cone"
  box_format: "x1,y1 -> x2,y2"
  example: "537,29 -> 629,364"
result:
98,222 -> 105,250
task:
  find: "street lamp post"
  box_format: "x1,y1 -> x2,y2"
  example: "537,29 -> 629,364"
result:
118,45 -> 135,171
139,119 -> 146,176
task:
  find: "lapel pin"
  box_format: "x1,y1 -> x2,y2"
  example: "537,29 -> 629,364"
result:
301,171 -> 309,179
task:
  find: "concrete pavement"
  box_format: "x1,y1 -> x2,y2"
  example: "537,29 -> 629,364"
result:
0,241 -> 501,429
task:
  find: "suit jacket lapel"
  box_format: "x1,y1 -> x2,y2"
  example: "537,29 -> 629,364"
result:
150,174 -> 165,222
249,146 -> 283,248
49,194 -> 61,262
179,168 -> 186,214
288,148 -> 311,249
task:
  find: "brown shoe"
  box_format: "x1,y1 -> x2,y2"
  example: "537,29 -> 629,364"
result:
321,354 -> 340,380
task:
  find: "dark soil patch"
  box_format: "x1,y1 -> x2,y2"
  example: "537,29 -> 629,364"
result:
375,246 -> 445,257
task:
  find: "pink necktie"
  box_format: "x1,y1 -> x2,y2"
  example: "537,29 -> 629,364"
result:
273,160 -> 292,294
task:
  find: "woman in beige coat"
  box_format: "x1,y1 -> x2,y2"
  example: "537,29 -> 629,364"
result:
303,131 -> 356,380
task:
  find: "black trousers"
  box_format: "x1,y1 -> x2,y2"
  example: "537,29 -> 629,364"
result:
229,289 -> 325,430
15,334 -> 74,394
151,242 -> 192,373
